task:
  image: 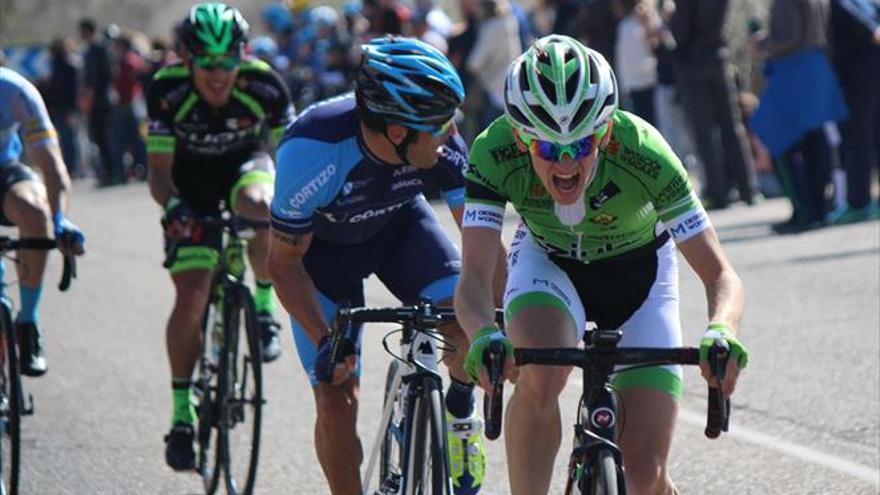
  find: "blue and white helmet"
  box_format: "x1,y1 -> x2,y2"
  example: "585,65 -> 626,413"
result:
355,36 -> 464,132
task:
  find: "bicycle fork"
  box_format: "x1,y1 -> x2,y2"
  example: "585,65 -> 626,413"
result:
566,379 -> 626,494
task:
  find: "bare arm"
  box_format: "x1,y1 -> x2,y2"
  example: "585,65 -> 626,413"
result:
266,228 -> 332,345
454,225 -> 505,340
677,228 -> 744,331
450,205 -> 507,307
147,151 -> 177,208
28,140 -> 71,215
678,227 -> 746,396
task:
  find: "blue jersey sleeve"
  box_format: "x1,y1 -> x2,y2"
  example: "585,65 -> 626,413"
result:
432,133 -> 469,209
5,69 -> 56,148
270,137 -> 347,235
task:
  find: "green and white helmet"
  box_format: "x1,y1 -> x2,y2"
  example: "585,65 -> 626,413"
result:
504,35 -> 618,145
176,2 -> 249,56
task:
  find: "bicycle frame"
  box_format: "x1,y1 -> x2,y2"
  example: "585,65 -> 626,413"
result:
567,329 -> 629,494
330,302 -> 457,495
363,321 -> 446,495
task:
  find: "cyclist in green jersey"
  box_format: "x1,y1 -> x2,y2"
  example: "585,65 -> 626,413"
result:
455,35 -> 749,494
148,3 -> 295,471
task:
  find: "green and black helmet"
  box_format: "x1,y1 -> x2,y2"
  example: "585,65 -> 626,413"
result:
504,35 -> 618,144
176,2 -> 249,56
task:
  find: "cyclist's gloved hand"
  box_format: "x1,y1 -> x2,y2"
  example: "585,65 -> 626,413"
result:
700,322 -> 749,370
314,334 -> 356,385
162,196 -> 195,237
53,211 -> 85,255
465,326 -> 514,385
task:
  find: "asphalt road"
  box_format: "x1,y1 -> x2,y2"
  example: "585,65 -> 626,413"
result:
7,182 -> 879,494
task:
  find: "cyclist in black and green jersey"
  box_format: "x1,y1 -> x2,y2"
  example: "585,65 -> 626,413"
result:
454,35 -> 750,494
147,2 -> 294,471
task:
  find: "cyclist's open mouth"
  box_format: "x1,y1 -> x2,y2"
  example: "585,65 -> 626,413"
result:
552,172 -> 581,194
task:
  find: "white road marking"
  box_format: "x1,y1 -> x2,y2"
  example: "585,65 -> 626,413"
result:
676,408 -> 880,487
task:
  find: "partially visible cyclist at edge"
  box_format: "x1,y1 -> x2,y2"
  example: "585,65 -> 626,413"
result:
267,37 -> 504,495
147,2 -> 295,471
455,35 -> 749,494
0,64 -> 85,377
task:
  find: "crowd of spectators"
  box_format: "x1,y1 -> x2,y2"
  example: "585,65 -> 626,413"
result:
5,0 -> 879,231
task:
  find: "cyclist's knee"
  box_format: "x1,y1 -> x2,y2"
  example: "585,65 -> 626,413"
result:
515,365 -> 570,405
314,384 -> 358,426
172,271 -> 212,315
4,183 -> 51,232
233,184 -> 271,219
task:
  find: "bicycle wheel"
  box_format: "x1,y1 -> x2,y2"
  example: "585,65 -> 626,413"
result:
221,286 -> 263,495
588,450 -> 619,495
401,376 -> 450,495
196,305 -> 222,495
0,304 -> 21,495
378,360 -> 403,490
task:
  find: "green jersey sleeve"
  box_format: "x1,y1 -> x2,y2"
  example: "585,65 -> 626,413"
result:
612,113 -> 710,242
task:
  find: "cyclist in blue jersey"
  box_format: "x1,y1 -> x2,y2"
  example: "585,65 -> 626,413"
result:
0,65 -> 85,377
267,37 -> 505,495
148,3 -> 295,471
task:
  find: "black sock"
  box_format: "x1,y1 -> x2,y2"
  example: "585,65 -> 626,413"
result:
445,377 -> 475,419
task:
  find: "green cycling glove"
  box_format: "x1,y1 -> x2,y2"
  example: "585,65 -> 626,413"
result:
699,322 -> 749,369
464,326 -> 514,383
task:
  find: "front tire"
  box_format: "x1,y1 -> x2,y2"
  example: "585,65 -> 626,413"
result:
221,286 -> 263,495
402,376 -> 450,495
0,304 -> 21,495
589,449 -> 619,495
196,304 -> 222,495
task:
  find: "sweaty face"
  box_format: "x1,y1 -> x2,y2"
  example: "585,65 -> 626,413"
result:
192,63 -> 239,108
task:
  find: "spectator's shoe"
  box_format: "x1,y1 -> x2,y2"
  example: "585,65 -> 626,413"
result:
446,411 -> 486,495
827,204 -> 872,225
164,422 -> 196,471
771,216 -> 824,235
16,321 -> 47,377
257,312 -> 282,363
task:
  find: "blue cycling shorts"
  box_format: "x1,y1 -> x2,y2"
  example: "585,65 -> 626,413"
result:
291,197 -> 461,386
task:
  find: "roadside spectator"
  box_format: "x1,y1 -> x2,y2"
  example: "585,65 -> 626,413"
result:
583,0 -> 619,66
466,0 -> 523,129
112,34 -> 147,182
750,0 -> 849,233
363,0 -> 411,36
671,0 -> 759,209
529,0 -> 583,38
79,18 -> 121,186
613,0 -> 660,125
652,0 -> 701,175
827,0 -> 880,223
45,38 -> 82,178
